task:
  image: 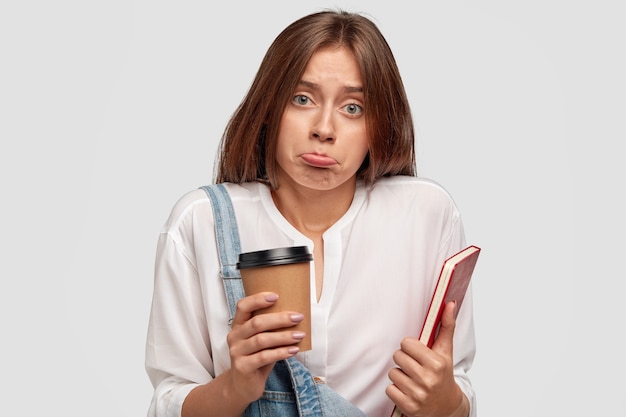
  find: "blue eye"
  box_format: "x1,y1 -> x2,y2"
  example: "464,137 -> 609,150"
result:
343,103 -> 363,115
294,95 -> 311,105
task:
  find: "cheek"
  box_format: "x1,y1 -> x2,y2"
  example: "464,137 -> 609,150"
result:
278,109 -> 306,134
274,135 -> 289,166
343,135 -> 370,173
277,115 -> 303,149
353,128 -> 370,159
356,142 -> 370,166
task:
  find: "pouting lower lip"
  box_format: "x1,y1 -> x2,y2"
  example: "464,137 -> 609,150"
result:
300,153 -> 337,167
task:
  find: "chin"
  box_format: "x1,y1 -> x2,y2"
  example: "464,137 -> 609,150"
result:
298,174 -> 355,192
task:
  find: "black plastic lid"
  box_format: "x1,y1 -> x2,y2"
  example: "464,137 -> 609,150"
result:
237,246 -> 312,269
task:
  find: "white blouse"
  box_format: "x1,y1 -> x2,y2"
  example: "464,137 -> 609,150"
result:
146,176 -> 476,417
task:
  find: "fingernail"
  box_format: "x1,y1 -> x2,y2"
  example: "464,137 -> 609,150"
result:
290,313 -> 305,322
265,293 -> 279,302
287,346 -> 300,355
292,332 -> 306,340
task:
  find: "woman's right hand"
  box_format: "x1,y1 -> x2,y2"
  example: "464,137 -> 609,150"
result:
225,292 -> 306,403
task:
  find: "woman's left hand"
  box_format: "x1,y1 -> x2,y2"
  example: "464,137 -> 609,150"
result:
386,301 -> 469,417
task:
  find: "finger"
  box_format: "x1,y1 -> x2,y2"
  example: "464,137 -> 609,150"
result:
231,344 -> 301,377
248,329 -> 305,355
396,337 -> 429,367
228,327 -> 306,373
432,300 -> 456,357
388,364 -> 416,394
390,339 -> 429,386
231,292 -> 279,326
229,311 -> 306,355
385,380 -> 410,411
241,309 -> 305,337
386,368 -> 425,416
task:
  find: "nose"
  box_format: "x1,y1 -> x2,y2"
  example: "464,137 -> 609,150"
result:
310,108 -> 335,142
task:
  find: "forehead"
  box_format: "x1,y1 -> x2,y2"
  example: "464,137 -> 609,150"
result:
301,46 -> 362,86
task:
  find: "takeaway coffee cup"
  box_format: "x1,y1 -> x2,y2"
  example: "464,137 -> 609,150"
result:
237,246 -> 313,351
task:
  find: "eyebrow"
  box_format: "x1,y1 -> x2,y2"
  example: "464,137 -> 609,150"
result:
299,80 -> 363,94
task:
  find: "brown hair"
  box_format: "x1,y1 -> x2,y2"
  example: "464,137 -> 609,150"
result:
214,9 -> 416,187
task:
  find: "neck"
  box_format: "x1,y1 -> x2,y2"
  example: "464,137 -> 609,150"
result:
271,179 -> 356,236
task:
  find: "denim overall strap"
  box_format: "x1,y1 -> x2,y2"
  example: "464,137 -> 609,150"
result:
201,184 -> 366,417
200,183 -> 244,326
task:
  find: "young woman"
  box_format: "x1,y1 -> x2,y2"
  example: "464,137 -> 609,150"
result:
146,10 -> 476,417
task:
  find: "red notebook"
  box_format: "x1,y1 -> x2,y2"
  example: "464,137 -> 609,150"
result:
390,245 -> 481,417
419,245 -> 480,348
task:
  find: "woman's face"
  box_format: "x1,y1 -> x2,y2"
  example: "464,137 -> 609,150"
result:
274,46 -> 369,192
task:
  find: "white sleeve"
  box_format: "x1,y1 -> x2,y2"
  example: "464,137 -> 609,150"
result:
453,281 -> 477,417
145,232 -> 213,417
443,212 -> 478,417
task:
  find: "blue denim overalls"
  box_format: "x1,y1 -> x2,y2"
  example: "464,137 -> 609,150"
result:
202,184 -> 368,417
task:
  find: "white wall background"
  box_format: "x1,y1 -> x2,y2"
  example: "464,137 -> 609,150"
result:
1,1 -> 624,416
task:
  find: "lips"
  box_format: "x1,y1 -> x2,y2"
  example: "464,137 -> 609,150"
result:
300,153 -> 337,167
